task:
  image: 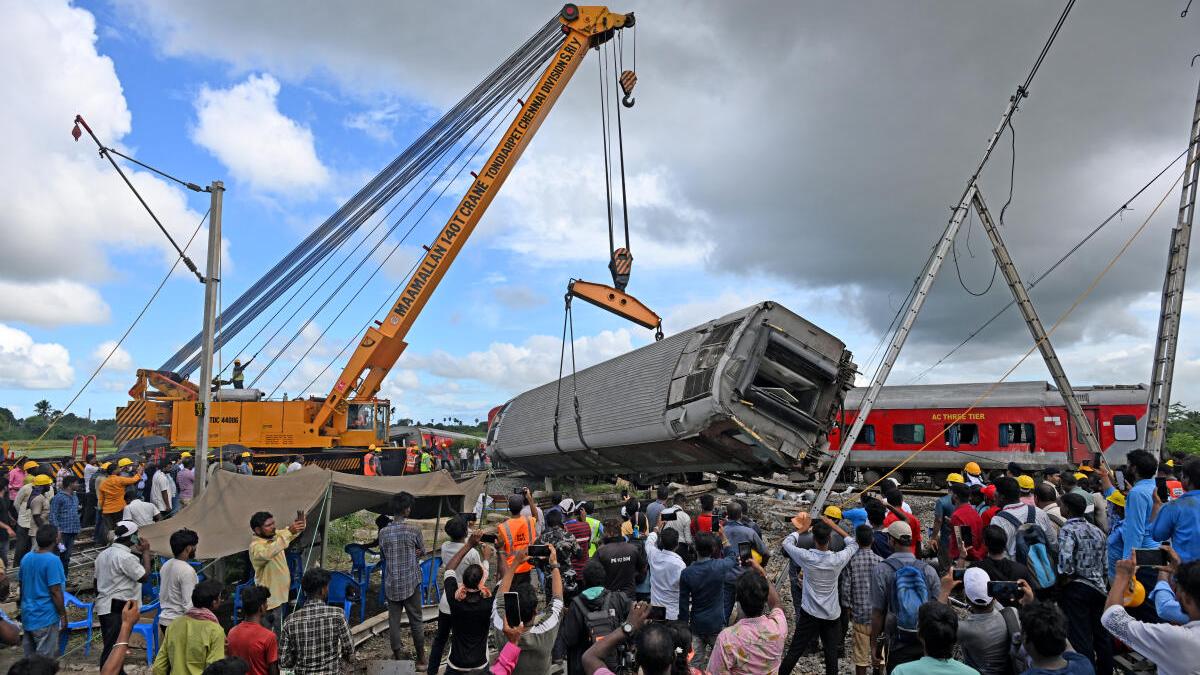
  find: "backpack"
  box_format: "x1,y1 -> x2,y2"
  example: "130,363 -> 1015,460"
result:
884,557 -> 930,632
999,605 -> 1027,675
997,508 -> 1056,589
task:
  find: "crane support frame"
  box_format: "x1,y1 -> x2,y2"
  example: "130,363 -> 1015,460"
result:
1145,75 -> 1200,457
309,6 -> 634,433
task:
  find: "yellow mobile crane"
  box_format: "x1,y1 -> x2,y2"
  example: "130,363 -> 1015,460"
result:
117,5 -> 660,466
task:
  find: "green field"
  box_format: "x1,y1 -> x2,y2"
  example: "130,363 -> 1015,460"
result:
1,438 -> 117,459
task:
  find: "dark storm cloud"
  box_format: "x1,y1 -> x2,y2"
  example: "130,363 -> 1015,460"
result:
117,0 -> 1198,361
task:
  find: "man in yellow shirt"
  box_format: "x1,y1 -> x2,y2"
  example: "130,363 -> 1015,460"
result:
249,510 -> 306,631
153,579 -> 226,675
98,459 -> 142,539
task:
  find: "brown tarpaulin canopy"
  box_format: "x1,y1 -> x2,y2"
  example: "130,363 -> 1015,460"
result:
139,466 -> 487,559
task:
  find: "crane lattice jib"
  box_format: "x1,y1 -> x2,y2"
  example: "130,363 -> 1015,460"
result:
307,5 -> 634,433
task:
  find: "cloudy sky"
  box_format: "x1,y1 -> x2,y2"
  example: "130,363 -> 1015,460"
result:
2,0 -> 1198,427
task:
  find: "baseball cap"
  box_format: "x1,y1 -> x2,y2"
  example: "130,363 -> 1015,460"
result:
1077,465 -> 1095,473
980,484 -> 997,500
114,520 -> 139,538
558,498 -> 576,514
947,473 -> 965,484
1107,491 -> 1127,508
1073,472 -> 1088,480
1042,467 -> 1061,476
886,520 -> 913,540
1017,475 -> 1035,491
823,505 -> 843,520
963,567 -> 993,606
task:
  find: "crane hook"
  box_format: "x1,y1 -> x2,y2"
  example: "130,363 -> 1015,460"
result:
619,70 -> 637,108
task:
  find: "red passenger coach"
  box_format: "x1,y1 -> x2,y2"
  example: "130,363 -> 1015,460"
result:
829,381 -> 1148,484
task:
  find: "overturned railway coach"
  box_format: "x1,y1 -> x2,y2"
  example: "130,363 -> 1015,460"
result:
830,381 -> 1148,483
487,301 -> 857,478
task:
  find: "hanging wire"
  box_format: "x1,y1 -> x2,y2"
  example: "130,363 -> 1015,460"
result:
598,40 -> 617,256
22,209 -> 209,452
909,146 -> 1190,383
611,34 -> 632,251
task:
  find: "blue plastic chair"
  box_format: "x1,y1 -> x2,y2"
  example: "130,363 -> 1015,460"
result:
231,576 -> 257,624
344,544 -> 378,621
419,556 -> 442,605
130,601 -> 161,666
325,571 -> 358,621
57,592 -> 94,656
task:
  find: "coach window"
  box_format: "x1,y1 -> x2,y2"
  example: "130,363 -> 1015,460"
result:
857,424 -> 876,445
944,423 -> 979,447
893,423 -> 925,444
998,422 -> 1036,447
1112,415 -> 1138,442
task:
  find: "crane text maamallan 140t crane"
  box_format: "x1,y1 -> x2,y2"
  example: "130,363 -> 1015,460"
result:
116,5 -> 660,468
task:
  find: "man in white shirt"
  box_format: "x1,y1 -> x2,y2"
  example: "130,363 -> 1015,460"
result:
780,517 -> 859,675
286,455 -> 304,474
95,521 -> 152,667
123,490 -> 159,527
645,523 -> 687,620
151,461 -> 176,516
159,528 -> 199,636
659,497 -> 694,563
1101,557 -> 1200,675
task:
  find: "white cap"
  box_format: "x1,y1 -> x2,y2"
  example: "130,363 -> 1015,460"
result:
558,498 -> 576,514
963,567 -> 992,606
114,520 -> 140,538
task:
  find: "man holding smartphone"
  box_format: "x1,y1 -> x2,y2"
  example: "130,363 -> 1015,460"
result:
498,488 -> 540,590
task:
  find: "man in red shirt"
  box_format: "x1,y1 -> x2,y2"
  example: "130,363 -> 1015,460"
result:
881,488 -> 922,550
947,483 -> 984,561
226,585 -> 279,675
690,494 -> 718,537
980,485 -> 1001,526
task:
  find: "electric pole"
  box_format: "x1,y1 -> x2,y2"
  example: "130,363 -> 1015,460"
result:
194,181 -> 224,496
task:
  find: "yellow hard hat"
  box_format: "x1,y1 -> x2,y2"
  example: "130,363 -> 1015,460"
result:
1017,475 -> 1035,490
1123,578 -> 1146,608
180,452 -> 192,459
1107,491 -> 1127,508
101,462 -> 112,470
1074,472 -> 1088,480
32,474 -> 52,486
1077,465 -> 1095,473
964,462 -> 981,476
1166,459 -> 1175,467
947,473 -> 965,484
22,461 -> 38,470
117,458 -> 133,468
368,444 -> 377,451
823,505 -> 843,520
241,452 -> 251,457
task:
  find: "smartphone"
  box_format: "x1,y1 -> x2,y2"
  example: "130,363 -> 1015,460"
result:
738,541 -> 752,561
661,511 -> 678,522
464,512 -> 478,523
1134,547 -> 1167,567
957,525 -> 973,546
522,486 -> 530,495
503,592 -> 521,627
952,569 -> 966,581
621,489 -> 629,500
987,581 -> 1020,599
296,510 -> 305,522
648,605 -> 667,622
710,517 -> 722,533
1155,477 -> 1170,503
527,544 -> 551,558
480,533 -> 498,544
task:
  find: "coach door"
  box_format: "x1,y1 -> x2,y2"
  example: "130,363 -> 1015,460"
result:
1068,406 -> 1101,464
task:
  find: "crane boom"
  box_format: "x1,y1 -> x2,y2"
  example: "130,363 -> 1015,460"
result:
310,5 -> 634,432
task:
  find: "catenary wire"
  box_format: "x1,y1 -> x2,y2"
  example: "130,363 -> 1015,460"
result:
908,146 -> 1189,384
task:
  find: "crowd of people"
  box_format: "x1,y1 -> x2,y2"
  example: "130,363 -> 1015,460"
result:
0,448 -> 1196,675
383,454 -> 1200,675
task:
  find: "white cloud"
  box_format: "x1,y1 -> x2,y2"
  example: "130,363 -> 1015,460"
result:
192,74 -> 329,194
92,340 -> 133,371
403,329 -> 637,392
0,280 -> 111,327
0,324 -> 73,389
0,0 -> 206,298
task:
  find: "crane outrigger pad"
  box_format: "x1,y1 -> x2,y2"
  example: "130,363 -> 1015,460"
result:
487,301 -> 856,479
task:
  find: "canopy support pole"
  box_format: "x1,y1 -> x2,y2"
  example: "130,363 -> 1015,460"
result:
320,480 -> 333,568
